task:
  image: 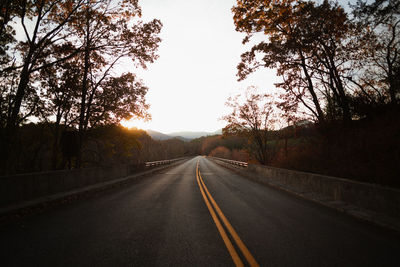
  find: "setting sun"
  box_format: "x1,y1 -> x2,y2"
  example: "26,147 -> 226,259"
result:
120,118 -> 151,131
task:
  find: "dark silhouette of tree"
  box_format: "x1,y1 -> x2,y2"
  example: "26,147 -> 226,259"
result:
68,0 -> 161,167
36,55 -> 81,169
0,0 -> 162,172
232,0 -> 362,123
3,0 -> 85,130
84,125 -> 142,167
353,0 -> 400,105
0,0 -> 17,67
1,0 -> 85,172
232,0 -> 326,123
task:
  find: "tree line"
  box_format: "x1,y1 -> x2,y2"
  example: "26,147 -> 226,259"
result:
6,123 -> 200,173
1,0 -> 162,173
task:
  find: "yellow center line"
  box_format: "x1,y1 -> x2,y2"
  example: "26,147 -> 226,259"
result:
196,162 -> 244,267
197,160 -> 260,267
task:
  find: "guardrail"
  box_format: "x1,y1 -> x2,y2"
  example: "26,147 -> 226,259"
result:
209,157 -> 248,167
145,158 -> 186,167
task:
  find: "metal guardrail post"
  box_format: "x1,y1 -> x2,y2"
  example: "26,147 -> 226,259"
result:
144,157 -> 188,168
210,156 -> 248,167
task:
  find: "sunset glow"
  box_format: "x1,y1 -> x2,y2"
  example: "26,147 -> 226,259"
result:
119,0 -> 279,133
120,118 -> 151,131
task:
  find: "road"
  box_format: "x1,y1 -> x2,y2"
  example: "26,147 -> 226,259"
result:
0,156 -> 399,266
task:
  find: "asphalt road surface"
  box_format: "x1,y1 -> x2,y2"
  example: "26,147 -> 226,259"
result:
1,156 -> 399,266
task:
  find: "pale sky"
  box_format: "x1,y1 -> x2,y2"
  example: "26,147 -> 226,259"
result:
121,0 -> 279,133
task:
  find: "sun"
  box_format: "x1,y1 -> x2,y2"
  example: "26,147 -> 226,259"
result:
120,118 -> 151,130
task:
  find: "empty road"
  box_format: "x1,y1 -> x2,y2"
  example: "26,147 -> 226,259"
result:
0,156 -> 399,266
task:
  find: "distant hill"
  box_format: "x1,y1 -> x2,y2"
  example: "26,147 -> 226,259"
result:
146,129 -> 222,141
213,128 -> 223,135
146,130 -> 172,140
172,136 -> 191,142
167,129 -> 222,139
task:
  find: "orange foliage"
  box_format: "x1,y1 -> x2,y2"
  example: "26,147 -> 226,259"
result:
209,146 -> 231,159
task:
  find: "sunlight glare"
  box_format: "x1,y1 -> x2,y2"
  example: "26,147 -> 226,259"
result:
117,0 -> 279,134
120,118 -> 151,130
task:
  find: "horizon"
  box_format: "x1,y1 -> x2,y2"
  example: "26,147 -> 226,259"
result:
122,127 -> 223,136
120,119 -> 226,134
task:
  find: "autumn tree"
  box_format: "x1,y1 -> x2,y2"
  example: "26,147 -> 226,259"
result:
67,0 -> 161,166
297,1 -> 357,122
352,0 -> 400,105
201,135 -> 220,155
1,0 -> 162,171
233,0 -> 325,123
232,0 -> 360,123
223,87 -> 278,164
209,146 -> 232,159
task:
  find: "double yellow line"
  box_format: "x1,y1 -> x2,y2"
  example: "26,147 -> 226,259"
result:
196,161 -> 259,267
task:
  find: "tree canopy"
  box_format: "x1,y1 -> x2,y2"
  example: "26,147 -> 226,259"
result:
0,0 -> 162,172
232,0 -> 400,124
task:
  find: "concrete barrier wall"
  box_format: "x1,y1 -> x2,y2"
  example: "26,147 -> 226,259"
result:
211,157 -> 400,219
247,164 -> 400,218
0,158 -> 189,207
0,165 -> 130,206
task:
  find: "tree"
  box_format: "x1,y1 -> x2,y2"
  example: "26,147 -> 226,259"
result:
201,135 -> 220,155
1,0 -> 162,171
222,87 -> 278,164
3,0 -> 85,130
232,0 -> 358,123
232,0 -> 326,123
67,0 -> 161,166
36,55 -> 81,169
209,146 -> 231,159
0,0 -> 17,68
0,0 -> 85,172
353,0 -> 400,105
83,124 -> 142,167
0,0 -> 19,38
86,73 -> 150,128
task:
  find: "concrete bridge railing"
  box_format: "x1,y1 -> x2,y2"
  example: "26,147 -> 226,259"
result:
209,156 -> 400,220
0,157 -> 188,207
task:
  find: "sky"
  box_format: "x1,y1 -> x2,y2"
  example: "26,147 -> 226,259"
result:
121,0 -> 279,133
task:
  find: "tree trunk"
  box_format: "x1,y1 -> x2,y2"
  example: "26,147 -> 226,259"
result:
76,7 -> 91,168
51,125 -> 60,170
2,49 -> 34,173
7,61 -> 31,129
298,50 -> 325,123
